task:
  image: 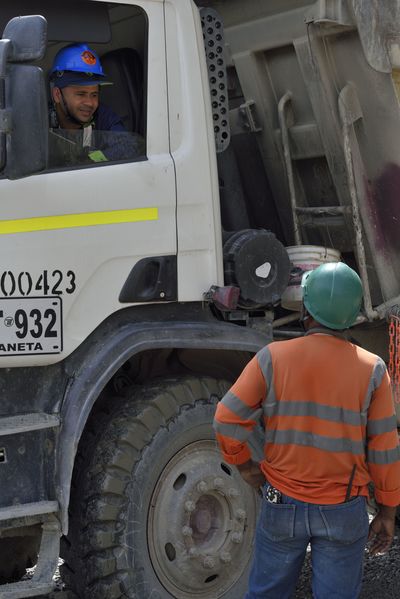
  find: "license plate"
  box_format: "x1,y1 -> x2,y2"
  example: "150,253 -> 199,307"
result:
0,297 -> 62,355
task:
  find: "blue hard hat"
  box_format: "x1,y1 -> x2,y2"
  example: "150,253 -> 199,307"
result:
50,43 -> 111,87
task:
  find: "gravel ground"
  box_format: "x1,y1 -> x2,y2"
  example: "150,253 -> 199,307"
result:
294,524 -> 400,598
35,524 -> 400,599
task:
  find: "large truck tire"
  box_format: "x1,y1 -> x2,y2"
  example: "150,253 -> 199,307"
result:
61,377 -> 259,598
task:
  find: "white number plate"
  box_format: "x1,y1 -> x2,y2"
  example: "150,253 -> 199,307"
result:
0,297 -> 62,356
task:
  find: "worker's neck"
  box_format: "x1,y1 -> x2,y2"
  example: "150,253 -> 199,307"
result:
55,104 -> 81,130
303,316 -> 320,331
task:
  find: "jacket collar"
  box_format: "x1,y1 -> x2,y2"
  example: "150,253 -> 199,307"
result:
304,326 -> 347,340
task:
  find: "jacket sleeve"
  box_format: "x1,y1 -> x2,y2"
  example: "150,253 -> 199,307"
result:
213,350 -> 267,465
97,104 -> 126,131
367,359 -> 400,507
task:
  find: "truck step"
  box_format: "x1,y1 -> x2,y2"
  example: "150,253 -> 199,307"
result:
0,519 -> 60,599
0,501 -> 58,523
0,581 -> 54,598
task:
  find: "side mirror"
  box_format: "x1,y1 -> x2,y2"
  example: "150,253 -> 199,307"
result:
3,15 -> 47,63
0,15 -> 48,179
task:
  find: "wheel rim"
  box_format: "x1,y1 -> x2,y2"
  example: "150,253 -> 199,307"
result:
148,439 -> 258,598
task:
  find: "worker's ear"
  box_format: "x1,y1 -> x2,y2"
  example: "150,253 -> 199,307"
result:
51,86 -> 62,104
300,304 -> 312,330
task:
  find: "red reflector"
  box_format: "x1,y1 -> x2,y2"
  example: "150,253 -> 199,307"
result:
206,285 -> 240,311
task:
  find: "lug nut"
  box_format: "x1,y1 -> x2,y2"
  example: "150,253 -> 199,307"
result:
213,477 -> 224,489
203,556 -> 216,569
189,547 -> 198,559
185,500 -> 196,513
232,532 -> 243,544
220,551 -> 232,564
228,487 -> 239,498
197,480 -> 208,493
182,526 -> 193,537
236,508 -> 246,521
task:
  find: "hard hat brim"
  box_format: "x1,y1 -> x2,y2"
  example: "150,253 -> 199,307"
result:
50,71 -> 113,89
54,79 -> 113,88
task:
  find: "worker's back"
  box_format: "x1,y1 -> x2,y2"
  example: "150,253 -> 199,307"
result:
216,330 -> 399,505
261,332 -> 389,503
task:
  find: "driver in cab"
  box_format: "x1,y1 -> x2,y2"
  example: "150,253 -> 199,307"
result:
48,43 -> 143,167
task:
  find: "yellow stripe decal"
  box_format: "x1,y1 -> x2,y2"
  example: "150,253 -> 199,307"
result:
0,208 -> 159,235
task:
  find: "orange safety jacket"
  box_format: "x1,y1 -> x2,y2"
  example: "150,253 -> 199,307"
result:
214,329 -> 400,506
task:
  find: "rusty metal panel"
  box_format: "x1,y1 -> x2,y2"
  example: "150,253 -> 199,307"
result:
351,0 -> 400,72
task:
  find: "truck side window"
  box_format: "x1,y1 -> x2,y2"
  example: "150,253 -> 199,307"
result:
46,3 -> 147,171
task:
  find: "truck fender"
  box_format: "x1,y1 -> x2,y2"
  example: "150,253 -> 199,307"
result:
56,318 -> 269,532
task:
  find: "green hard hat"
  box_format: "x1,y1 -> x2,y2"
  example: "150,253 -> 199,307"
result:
301,262 -> 363,330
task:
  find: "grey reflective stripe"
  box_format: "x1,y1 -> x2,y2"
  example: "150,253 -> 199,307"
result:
361,357 -> 387,417
276,400 -> 363,426
265,428 -> 365,454
367,415 -> 398,436
221,391 -> 257,421
367,445 -> 400,465
257,346 -> 277,417
213,420 -> 251,442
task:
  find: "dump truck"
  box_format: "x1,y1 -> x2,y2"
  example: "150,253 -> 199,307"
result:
0,0 -> 399,597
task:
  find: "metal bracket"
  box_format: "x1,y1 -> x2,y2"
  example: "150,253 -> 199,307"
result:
240,100 -> 262,133
230,100 -> 262,135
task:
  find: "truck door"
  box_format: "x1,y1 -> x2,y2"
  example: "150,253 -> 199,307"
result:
0,0 -> 176,367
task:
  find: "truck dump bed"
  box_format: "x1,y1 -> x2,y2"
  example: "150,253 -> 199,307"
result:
201,0 -> 400,323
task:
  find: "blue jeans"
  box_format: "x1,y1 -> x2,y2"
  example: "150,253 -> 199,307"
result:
245,491 -> 369,599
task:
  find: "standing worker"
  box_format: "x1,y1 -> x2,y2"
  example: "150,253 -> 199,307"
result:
214,262 -> 400,599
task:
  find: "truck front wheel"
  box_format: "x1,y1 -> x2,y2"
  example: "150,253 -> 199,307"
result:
61,377 -> 258,598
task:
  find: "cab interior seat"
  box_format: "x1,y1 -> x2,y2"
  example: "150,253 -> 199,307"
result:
100,47 -> 144,136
